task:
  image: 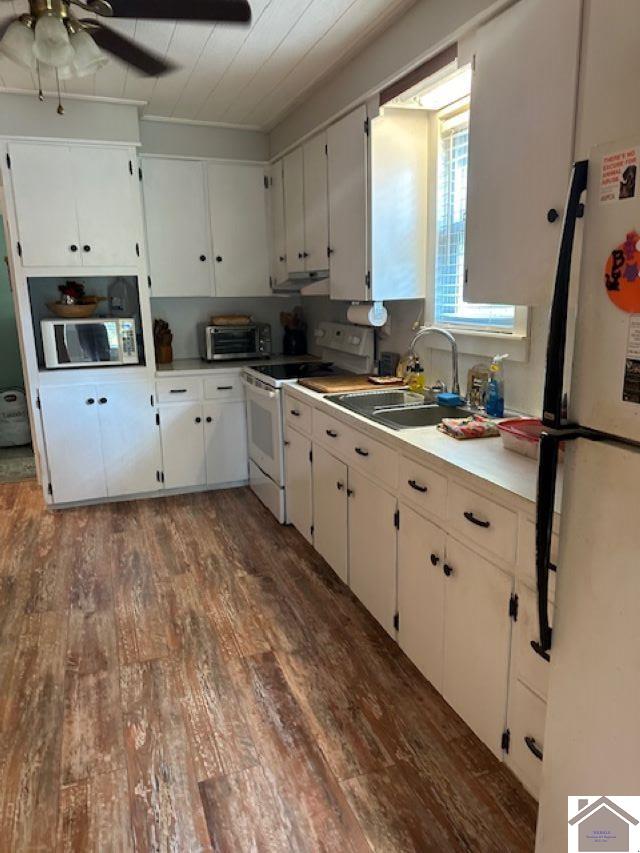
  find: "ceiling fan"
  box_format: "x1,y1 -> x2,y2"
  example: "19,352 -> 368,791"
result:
0,0 -> 252,81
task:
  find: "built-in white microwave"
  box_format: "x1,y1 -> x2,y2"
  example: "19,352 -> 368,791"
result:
41,317 -> 139,369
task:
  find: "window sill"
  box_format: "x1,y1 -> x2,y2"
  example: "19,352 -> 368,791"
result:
421,326 -> 530,363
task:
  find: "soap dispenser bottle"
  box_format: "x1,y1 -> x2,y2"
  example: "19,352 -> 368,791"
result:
485,354 -> 509,418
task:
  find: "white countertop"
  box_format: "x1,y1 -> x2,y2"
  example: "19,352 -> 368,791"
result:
155,354 -> 321,377
286,382 -> 562,516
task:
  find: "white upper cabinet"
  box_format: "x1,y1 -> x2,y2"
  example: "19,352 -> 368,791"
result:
269,160 -> 288,286
283,148 -> 305,274
142,158 -> 213,297
327,105 -> 370,301
464,0 -> 582,306
8,142 -> 141,269
208,162 -> 271,297
302,133 -> 329,272
72,146 -> 141,267
371,110 -> 428,300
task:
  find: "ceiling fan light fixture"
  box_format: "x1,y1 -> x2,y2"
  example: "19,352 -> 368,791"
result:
33,14 -> 74,69
0,18 -> 36,71
70,28 -> 108,76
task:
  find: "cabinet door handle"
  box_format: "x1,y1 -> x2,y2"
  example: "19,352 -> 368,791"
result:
70,244 -> 78,252
430,553 -> 440,566
408,479 -> 428,493
284,440 -> 290,446
98,397 -> 107,405
524,736 -> 544,761
217,386 -> 233,391
337,481 -> 345,491
199,254 -> 207,262
303,251 -> 309,258
347,488 -> 354,497
443,563 -> 454,577
290,409 -> 301,417
86,397 -> 95,405
355,447 -> 369,457
298,252 -> 304,260
195,417 -> 202,423
546,208 -> 559,223
83,244 -> 91,253
206,416 -> 212,423
216,255 -> 223,263
326,429 -> 338,438
464,511 -> 490,529
170,389 -> 187,394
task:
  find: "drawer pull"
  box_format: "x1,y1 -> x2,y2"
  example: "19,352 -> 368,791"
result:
530,640 -> 551,662
443,563 -> 454,577
170,389 -> 188,394
464,511 -> 490,529
355,447 -> 369,457
290,409 -> 301,417
337,481 -> 345,491
408,479 -> 428,494
326,429 -> 338,438
524,736 -> 544,761
217,385 -> 234,391
430,553 -> 440,566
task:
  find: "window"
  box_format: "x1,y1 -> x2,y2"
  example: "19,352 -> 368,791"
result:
434,104 -> 517,333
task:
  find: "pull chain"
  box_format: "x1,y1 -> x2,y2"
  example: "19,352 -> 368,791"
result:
36,61 -> 44,101
56,68 -> 64,115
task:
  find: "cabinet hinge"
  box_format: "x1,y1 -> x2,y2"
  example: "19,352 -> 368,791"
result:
324,143 -> 328,156
135,243 -> 140,257
16,241 -> 22,258
35,394 -> 41,410
264,175 -> 269,189
509,593 -> 519,622
364,117 -> 370,136
147,275 -> 152,290
501,729 -> 511,753
365,271 -> 371,290
47,483 -> 53,496
393,612 -> 400,631
138,166 -> 143,181
309,449 -> 313,464
128,159 -> 133,176
155,413 -> 160,426
150,394 -> 154,407
156,470 -> 165,483
394,509 -> 400,530
5,152 -> 10,169
310,525 -> 314,537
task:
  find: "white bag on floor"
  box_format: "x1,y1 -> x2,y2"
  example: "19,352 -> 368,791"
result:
0,388 -> 30,447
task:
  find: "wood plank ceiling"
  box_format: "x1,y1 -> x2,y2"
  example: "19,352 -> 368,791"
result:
0,0 -> 416,129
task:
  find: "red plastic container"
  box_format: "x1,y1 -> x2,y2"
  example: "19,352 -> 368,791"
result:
498,418 -> 549,459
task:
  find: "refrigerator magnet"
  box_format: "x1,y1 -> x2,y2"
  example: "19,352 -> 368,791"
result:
604,231 -> 640,312
600,148 -> 639,203
623,316 -> 640,403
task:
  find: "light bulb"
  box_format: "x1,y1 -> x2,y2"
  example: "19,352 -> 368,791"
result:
0,19 -> 36,71
71,29 -> 108,77
33,15 -> 74,69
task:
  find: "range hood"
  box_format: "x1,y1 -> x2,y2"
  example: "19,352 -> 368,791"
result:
271,269 -> 330,295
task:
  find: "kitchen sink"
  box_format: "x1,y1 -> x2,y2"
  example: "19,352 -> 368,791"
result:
325,389 -> 425,414
371,404 -> 474,430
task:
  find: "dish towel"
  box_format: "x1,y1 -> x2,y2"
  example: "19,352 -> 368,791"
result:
438,414 -> 500,440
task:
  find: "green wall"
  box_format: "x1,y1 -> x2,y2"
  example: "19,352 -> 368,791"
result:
0,217 -> 24,390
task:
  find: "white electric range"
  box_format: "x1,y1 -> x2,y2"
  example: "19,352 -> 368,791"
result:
242,322 -> 374,522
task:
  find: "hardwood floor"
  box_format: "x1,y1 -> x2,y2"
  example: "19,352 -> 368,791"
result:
0,482 -> 537,852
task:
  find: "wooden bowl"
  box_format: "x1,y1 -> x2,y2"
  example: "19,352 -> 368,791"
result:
47,302 -> 99,319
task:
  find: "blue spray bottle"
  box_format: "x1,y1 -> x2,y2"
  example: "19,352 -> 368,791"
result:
485,354 -> 509,418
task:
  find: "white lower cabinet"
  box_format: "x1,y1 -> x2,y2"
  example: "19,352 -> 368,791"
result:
40,381 -> 160,504
204,400 -> 248,486
442,536 -> 514,759
348,467 -> 397,636
506,680 -> 546,798
397,503 -> 446,692
312,444 -> 349,583
159,402 -> 207,490
284,426 -> 313,544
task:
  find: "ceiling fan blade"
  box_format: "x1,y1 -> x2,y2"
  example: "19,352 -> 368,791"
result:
0,16 -> 18,41
93,0 -> 251,23
82,20 -> 175,76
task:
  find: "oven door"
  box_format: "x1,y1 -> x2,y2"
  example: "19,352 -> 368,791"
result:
242,374 -> 283,485
44,320 -> 124,367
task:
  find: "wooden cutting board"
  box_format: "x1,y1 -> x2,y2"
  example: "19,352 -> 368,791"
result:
298,374 -> 402,393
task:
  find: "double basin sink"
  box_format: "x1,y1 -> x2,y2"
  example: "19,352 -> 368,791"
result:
325,390 -> 473,430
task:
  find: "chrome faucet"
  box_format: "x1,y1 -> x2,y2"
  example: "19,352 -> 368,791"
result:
410,326 -> 461,397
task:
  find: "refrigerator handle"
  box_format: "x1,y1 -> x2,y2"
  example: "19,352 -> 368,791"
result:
534,431 -> 560,655
542,159 -> 589,428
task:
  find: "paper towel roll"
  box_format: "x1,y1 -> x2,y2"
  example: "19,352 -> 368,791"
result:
347,302 -> 388,327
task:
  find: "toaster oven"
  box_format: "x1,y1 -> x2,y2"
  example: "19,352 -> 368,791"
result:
199,323 -> 272,361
